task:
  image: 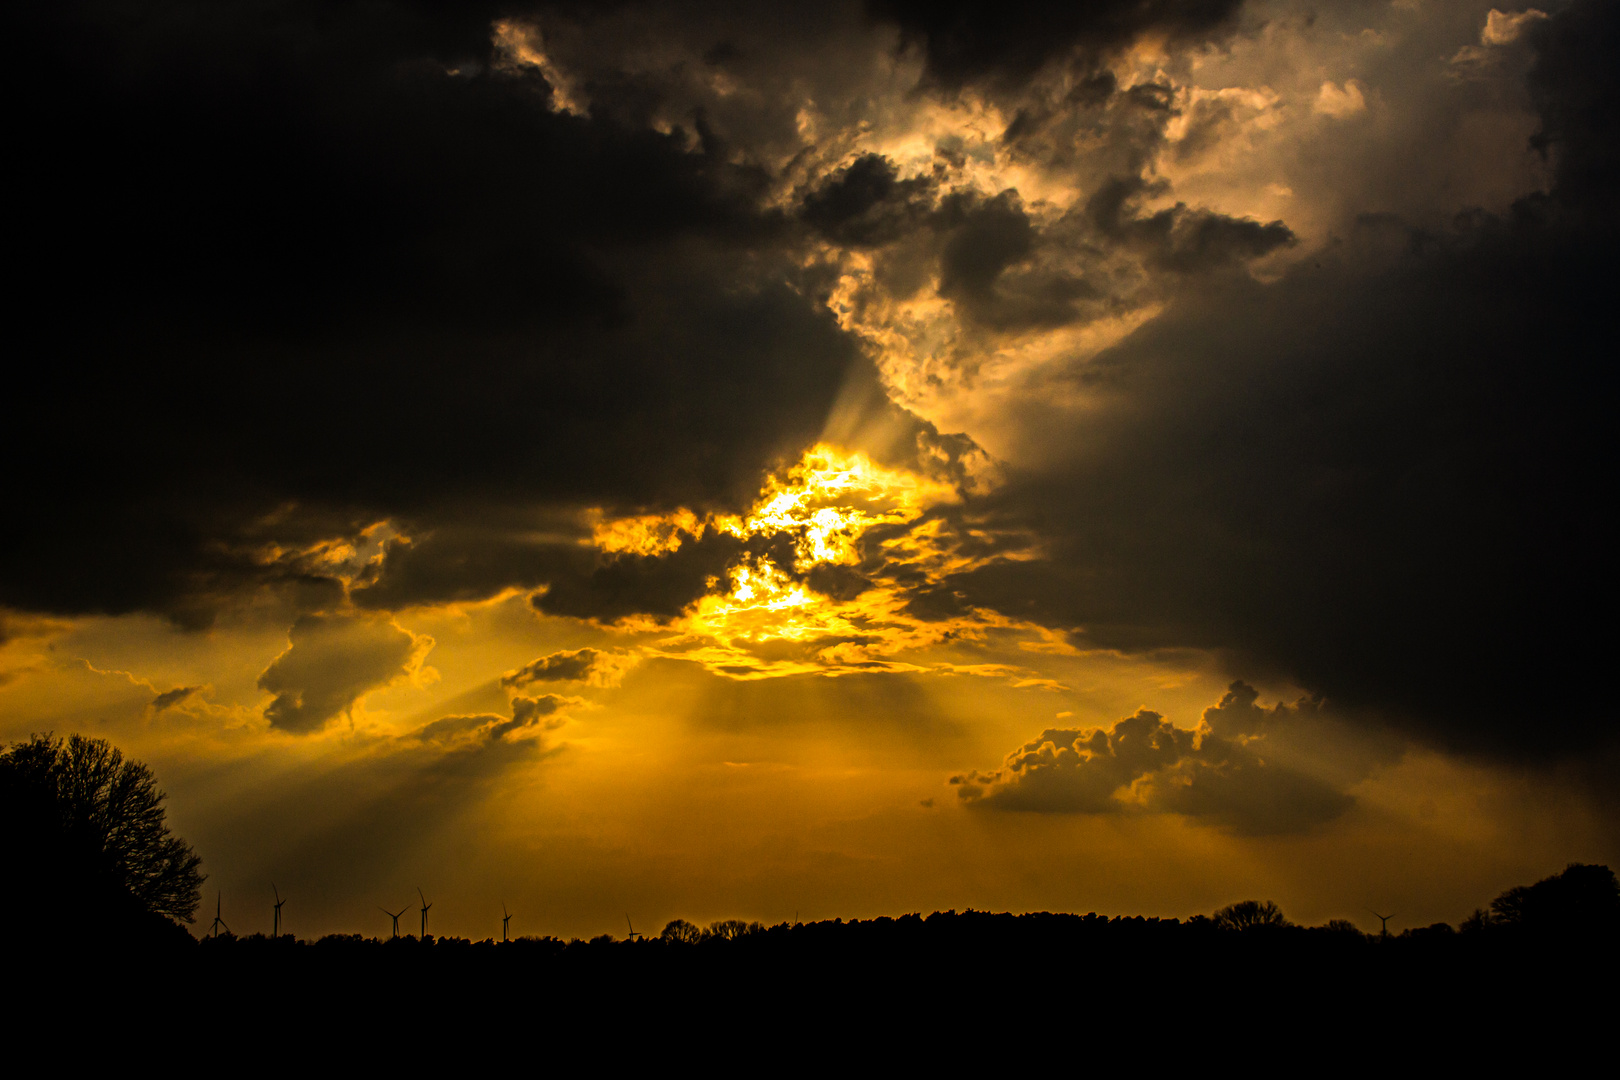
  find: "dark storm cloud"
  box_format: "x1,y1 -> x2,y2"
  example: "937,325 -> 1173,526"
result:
953,683 -> 1373,834
801,154 -> 939,248
259,614 -> 428,734
1000,74 -> 1172,175
0,0 -> 859,624
350,520 -> 593,612
981,74 -> 1296,310
533,529 -> 749,622
935,191 -> 1098,331
412,713 -> 509,745
504,650 -> 598,685
805,563 -> 874,603
806,114 -> 1294,340
412,693 -> 577,745
1526,0 -> 1620,218
1086,176 -> 1295,273
928,176 -> 1291,333
503,648 -> 603,686
868,0 -> 1246,90
942,1 -> 1618,762
149,686 -> 203,713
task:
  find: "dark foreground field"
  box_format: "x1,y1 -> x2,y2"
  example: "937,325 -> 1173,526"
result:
13,879 -> 1615,1068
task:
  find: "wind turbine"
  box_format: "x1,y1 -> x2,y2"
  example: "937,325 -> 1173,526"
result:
272,884 -> 286,938
625,914 -> 641,941
418,887 -> 433,939
381,905 -> 408,939
209,892 -> 230,938
502,902 -> 512,943
1370,910 -> 1396,939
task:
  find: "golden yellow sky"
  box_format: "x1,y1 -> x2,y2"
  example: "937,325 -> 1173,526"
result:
2,0 -> 1615,939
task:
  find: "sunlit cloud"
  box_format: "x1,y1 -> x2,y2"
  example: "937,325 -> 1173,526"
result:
1313,80 -> 1367,119
1482,8 -> 1548,46
953,682 -> 1402,835
581,442 -> 1057,681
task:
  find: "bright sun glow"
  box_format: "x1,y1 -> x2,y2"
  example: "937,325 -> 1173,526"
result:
693,444 -> 956,644
720,444 -> 956,569
587,443 -> 1052,679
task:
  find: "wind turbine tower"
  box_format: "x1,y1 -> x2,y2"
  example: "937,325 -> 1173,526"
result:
418,887 -> 433,939
1371,911 -> 1395,940
209,892 -> 230,939
502,902 -> 512,943
626,915 -> 642,941
272,884 -> 286,938
381,905 -> 408,939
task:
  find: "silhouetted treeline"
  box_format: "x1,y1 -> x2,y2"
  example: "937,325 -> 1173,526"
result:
12,864 -> 1614,1064
15,862 -> 1618,967
74,861 -> 1620,949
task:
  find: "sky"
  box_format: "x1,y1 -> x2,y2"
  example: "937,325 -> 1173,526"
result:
2,0 -> 1615,941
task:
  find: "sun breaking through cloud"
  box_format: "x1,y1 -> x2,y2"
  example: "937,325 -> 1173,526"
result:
2,0 -> 1615,942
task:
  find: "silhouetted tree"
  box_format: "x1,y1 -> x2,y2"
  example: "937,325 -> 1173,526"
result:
0,734 -> 204,929
1213,900 -> 1290,931
707,919 -> 759,941
661,919 -> 704,944
1488,863 -> 1620,933
1319,919 -> 1364,937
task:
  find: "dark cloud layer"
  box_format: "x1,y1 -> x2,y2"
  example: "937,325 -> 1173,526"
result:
869,0 -> 1245,89
0,0 -> 1279,627
350,518 -> 591,612
943,1 -> 1618,760
1,0 -> 858,623
535,530 -> 750,622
